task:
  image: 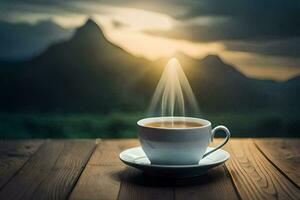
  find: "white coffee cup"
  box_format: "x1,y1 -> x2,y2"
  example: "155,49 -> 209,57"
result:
137,117 -> 230,165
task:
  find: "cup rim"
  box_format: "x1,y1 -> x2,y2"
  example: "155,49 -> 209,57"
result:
137,116 -> 211,130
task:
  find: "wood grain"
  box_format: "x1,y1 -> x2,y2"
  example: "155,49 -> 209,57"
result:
70,165 -> 126,200
70,139 -> 138,200
171,139 -> 239,200
88,139 -> 137,166
225,139 -> 300,200
255,139 -> 300,187
0,139 -> 96,200
70,139 -> 174,200
118,167 -> 174,200
174,165 -> 239,200
1,139 -> 299,200
0,140 -> 44,189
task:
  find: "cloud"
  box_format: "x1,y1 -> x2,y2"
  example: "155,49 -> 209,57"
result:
145,0 -> 300,42
141,0 -> 300,59
4,0 -> 299,41
224,38 -> 300,59
147,15 -> 300,42
0,0 -> 299,76
111,20 -> 128,29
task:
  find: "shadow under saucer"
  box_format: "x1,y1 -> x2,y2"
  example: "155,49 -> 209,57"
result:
111,165 -> 228,187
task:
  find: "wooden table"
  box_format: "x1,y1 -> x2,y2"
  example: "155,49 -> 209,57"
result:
0,139 -> 299,200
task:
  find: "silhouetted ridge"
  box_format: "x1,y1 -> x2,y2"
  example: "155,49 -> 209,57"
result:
201,54 -> 224,65
36,20 -> 64,30
73,18 -> 106,41
199,54 -> 243,76
287,76 -> 300,84
0,18 -> 299,115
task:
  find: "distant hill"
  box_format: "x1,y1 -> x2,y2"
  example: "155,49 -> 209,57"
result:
0,19 -> 150,112
0,20 -> 73,60
149,53 -> 299,113
0,19 -> 299,114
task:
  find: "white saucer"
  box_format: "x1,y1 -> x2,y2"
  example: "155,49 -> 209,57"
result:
119,146 -> 230,178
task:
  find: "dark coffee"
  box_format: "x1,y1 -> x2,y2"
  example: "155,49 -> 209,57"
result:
145,120 -> 204,128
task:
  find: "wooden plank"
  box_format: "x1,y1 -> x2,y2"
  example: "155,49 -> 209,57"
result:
70,139 -> 137,200
88,139 -> 137,166
173,139 -> 239,200
0,139 -> 96,200
70,139 -> 174,200
118,167 -> 174,200
174,165 -> 239,200
225,139 -> 300,200
70,139 -> 136,200
255,139 -> 300,187
70,165 -> 126,200
0,140 -> 44,189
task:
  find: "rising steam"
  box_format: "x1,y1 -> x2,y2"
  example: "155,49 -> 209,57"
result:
148,58 -> 200,121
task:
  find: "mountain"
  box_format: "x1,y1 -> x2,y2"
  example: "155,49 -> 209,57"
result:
0,19 -> 299,114
148,53 -> 276,112
0,20 -> 73,60
0,19 -> 151,112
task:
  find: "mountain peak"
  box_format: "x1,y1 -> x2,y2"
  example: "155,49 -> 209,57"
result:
287,75 -> 300,84
201,54 -> 223,64
73,18 -> 106,40
84,18 -> 99,28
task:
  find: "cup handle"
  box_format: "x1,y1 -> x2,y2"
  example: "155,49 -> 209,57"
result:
202,125 -> 230,158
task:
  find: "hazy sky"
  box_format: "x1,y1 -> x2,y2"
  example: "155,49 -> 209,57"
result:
0,0 -> 299,80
